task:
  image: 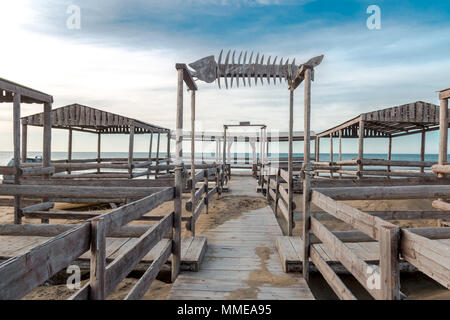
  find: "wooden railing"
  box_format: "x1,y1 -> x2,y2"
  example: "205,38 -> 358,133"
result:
0,186 -> 176,300
314,159 -> 436,179
303,186 -> 450,299
185,165 -> 224,236
261,163 -> 297,235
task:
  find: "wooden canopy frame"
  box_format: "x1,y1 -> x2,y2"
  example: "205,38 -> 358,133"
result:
0,78 -> 53,224
21,104 -> 172,178
315,101 -> 444,175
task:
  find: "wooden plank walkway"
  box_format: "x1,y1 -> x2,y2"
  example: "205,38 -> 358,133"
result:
167,176 -> 315,300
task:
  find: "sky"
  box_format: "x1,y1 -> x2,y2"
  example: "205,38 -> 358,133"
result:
0,0 -> 449,154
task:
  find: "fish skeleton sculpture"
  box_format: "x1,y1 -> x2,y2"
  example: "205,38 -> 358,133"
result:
188,50 -> 324,89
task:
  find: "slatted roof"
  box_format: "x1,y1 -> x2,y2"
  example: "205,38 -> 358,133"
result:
21,104 -> 170,134
0,78 -> 53,104
317,101 -> 444,138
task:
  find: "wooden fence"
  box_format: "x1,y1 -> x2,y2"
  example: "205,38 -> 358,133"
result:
0,185 -> 176,300
185,164 -> 225,236
303,186 -> 450,299
314,158 -> 436,179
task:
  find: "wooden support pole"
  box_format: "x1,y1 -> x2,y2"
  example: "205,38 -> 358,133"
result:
315,137 -> 320,177
97,133 -> 101,174
172,67 -> 184,282
223,127 -> 227,182
68,128 -> 73,174
339,130 -> 342,179
302,68 -> 312,281
41,102 -> 52,224
147,132 -> 153,179
438,97 -> 448,178
166,132 -> 171,173
420,129 -> 426,173
155,132 -> 161,178
13,93 -> 21,225
387,135 -> 392,174
128,121 -> 135,177
21,122 -> 27,163
89,218 -> 106,300
190,89 -> 196,236
358,120 -> 364,179
379,225 -> 401,300
288,89 -> 294,236
330,133 -> 334,179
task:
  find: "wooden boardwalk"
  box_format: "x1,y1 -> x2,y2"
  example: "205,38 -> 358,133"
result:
167,176 -> 314,300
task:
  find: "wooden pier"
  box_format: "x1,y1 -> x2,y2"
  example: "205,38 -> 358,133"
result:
168,176 -> 314,300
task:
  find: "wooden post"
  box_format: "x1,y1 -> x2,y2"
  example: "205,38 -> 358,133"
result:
288,89 -> 294,236
97,133 -> 101,174
302,68 -> 312,281
147,132 -> 153,179
13,93 -> 21,225
274,169 -> 281,217
166,132 -> 171,173
330,133 -> 334,179
358,120 -> 364,179
315,137 -> 320,177
387,135 -> 392,174
68,128 -> 73,174
420,129 -> 426,173
379,225 -> 401,300
89,218 -> 106,300
204,169 -> 209,214
42,102 -> 52,224
315,137 -> 320,162
128,121 -> 135,178
439,98 -> 448,178
21,122 -> 27,163
190,89 -> 196,236
172,67 -> 184,282
339,130 -> 342,179
223,127 -> 227,183
155,132 -> 161,178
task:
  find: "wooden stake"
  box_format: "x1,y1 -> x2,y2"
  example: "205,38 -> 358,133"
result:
288,89 -> 294,236
358,120 -> 364,179
420,129 -> 426,173
147,132 -> 153,179
21,122 -> 27,163
97,133 -> 101,174
68,128 -> 73,174
128,121 -> 135,177
13,93 -> 21,225
439,98 -> 448,178
302,68 -> 312,281
338,130 -> 342,179
330,133 -> 334,179
172,68 -> 184,282
387,135 -> 392,175
89,218 -> 106,300
41,102 -> 52,224
190,89 -> 196,236
379,225 -> 401,300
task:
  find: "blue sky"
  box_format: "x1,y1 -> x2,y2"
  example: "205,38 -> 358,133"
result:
0,0 -> 449,154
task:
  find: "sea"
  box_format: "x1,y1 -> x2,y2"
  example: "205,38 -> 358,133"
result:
0,151 -> 440,166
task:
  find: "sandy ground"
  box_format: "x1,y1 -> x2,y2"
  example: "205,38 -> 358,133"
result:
1,193 -> 449,300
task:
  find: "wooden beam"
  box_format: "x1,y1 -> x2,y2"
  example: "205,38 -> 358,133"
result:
439,98 -> 448,177
172,67 -> 184,282
288,89 -> 294,236
379,225 -> 401,300
13,92 -> 21,224
358,120 -> 364,178
420,129 -> 426,173
302,68 -> 312,281
175,64 -> 198,91
21,123 -> 27,162
89,218 -> 106,299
